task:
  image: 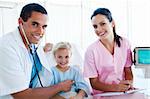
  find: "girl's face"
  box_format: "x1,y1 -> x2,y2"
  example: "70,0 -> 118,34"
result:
54,48 -> 71,68
91,14 -> 115,40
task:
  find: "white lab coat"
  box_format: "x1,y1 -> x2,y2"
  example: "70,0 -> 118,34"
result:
0,29 -> 53,99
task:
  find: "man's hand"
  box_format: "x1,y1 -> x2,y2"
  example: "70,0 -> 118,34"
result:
58,80 -> 74,92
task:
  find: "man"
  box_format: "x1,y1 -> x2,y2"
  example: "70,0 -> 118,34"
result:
0,3 -> 73,99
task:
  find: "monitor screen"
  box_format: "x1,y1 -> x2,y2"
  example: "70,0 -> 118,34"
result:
134,47 -> 150,66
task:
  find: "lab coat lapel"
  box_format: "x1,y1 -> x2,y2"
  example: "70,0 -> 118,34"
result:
37,47 -> 51,72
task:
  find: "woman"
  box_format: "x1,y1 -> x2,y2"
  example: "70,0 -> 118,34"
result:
83,8 -> 133,95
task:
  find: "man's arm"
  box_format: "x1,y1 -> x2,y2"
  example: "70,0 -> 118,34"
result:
12,80 -> 73,99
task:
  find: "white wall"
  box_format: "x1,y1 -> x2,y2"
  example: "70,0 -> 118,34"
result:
128,0 -> 150,48
0,8 -> 19,37
44,0 -> 130,52
0,0 -> 150,51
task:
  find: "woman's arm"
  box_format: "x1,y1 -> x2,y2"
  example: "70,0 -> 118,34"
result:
124,67 -> 133,81
123,67 -> 134,89
90,77 -> 130,92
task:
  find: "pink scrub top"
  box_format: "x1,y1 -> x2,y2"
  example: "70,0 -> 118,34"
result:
83,38 -> 133,95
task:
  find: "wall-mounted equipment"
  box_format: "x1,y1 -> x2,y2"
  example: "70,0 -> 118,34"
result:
134,47 -> 150,78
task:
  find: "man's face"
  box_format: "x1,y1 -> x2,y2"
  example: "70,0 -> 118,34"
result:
22,11 -> 48,44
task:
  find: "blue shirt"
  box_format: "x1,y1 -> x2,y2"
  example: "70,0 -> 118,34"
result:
50,66 -> 89,96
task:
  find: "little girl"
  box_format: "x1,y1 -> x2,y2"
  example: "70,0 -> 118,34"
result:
50,42 -> 89,99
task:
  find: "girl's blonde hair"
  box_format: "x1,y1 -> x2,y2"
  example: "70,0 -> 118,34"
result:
53,42 -> 72,56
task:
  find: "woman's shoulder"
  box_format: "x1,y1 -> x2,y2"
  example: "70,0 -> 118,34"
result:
120,37 -> 131,47
121,37 -> 129,42
86,40 -> 100,51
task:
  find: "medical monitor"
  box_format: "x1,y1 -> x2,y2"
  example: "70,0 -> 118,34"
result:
134,47 -> 150,66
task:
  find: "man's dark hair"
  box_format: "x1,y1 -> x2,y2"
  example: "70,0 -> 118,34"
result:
20,3 -> 47,22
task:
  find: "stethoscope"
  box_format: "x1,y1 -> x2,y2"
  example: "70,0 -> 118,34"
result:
29,46 -> 43,88
18,24 -> 43,88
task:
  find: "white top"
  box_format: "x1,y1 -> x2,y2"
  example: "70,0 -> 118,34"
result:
0,29 -> 52,99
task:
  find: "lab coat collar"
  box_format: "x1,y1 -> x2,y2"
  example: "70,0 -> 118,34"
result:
13,28 -> 27,49
12,28 -> 51,72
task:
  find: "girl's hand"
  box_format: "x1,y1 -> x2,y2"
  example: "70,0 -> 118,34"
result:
69,95 -> 84,99
69,91 -> 85,99
43,43 -> 53,52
